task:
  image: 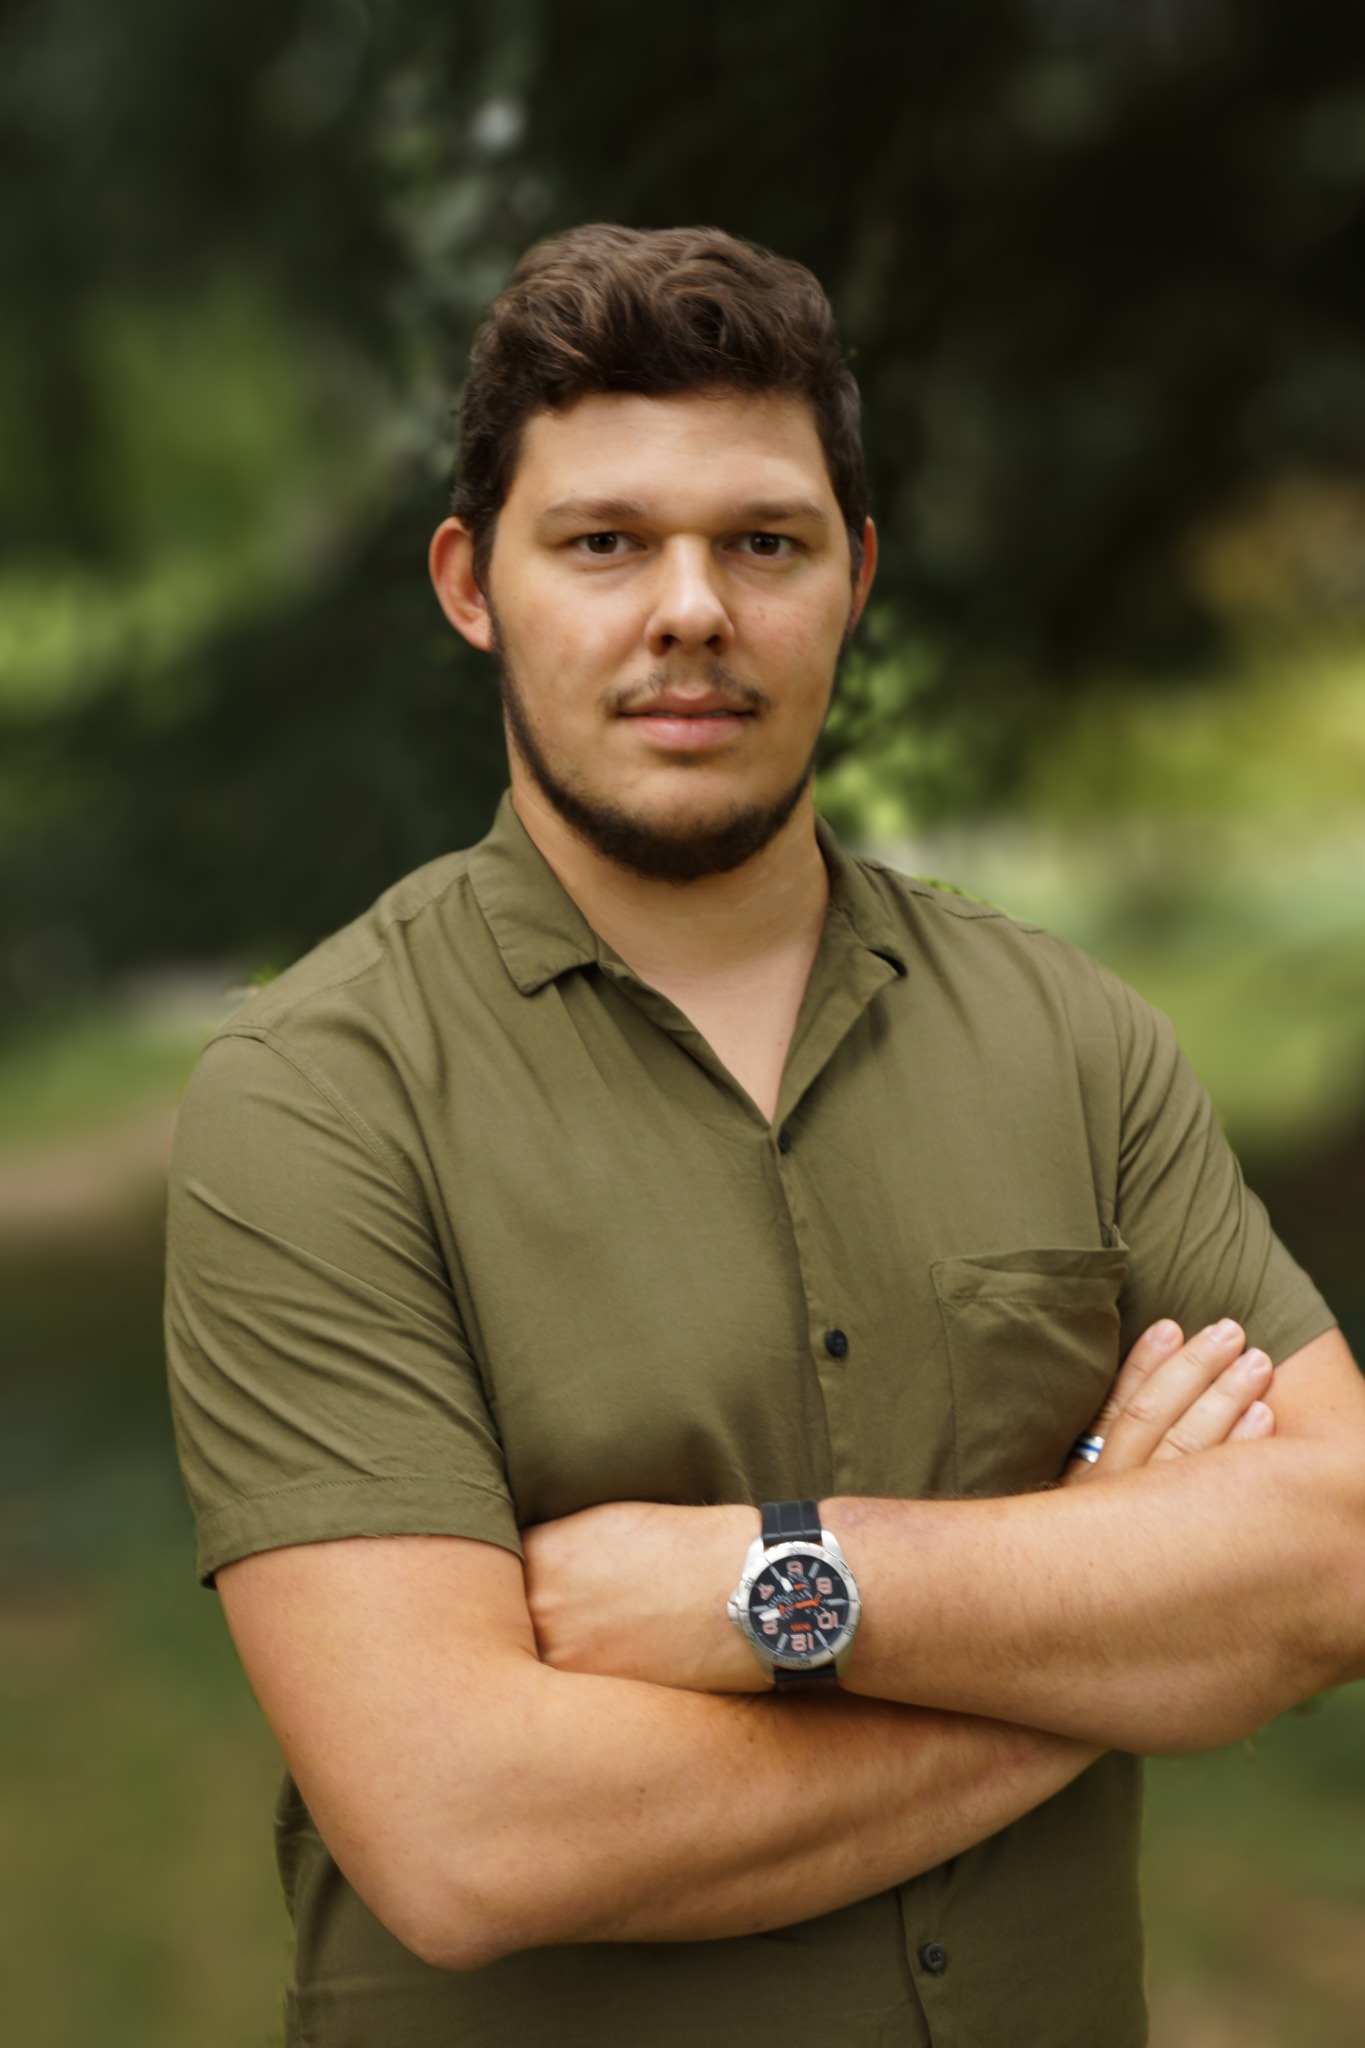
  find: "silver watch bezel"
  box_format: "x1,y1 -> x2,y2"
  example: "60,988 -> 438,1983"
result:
727,1528 -> 861,1677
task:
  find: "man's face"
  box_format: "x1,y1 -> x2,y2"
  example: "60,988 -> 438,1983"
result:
472,388 -> 875,881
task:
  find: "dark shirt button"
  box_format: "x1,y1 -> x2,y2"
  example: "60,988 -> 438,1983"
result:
777,1127 -> 792,1154
918,1941 -> 948,1975
823,1328 -> 849,1359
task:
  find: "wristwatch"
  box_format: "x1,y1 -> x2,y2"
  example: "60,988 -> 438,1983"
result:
727,1500 -> 861,1687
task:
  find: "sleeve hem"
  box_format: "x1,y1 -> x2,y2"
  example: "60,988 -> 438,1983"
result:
1261,1301 -> 1339,1371
195,1473 -> 522,1586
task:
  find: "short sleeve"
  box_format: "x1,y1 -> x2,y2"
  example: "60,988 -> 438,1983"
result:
165,1031 -> 520,1584
1098,968 -> 1337,1365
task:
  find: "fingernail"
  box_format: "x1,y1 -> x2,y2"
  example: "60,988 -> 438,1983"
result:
1237,1349 -> 1271,1378
1246,1401 -> 1273,1429
1153,1320 -> 1181,1346
1212,1318 -> 1242,1343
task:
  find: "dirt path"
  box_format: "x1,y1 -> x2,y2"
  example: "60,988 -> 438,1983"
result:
0,1106 -> 176,1244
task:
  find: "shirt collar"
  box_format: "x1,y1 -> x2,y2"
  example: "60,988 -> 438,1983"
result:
468,789 -> 908,995
813,813 -> 909,977
467,793 -> 601,994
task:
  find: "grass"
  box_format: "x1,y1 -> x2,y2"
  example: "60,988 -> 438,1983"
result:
1145,1694 -> 1365,2047
2,1450 -> 290,2048
1,1223 -> 291,2048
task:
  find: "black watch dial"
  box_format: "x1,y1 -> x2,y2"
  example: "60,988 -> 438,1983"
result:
747,1551 -> 852,1662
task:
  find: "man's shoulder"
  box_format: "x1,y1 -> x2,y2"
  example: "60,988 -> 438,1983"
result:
859,856 -> 1041,930
227,843 -> 489,1024
204,844 -> 490,1070
848,845 -> 1100,971
839,843 -> 1146,1061
175,840 -> 507,1186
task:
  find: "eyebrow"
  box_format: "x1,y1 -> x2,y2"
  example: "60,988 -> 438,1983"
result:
537,498 -> 650,531
535,496 -> 832,533
734,500 -> 830,528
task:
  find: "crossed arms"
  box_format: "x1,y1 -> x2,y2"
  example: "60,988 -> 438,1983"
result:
218,1315 -> 1365,1970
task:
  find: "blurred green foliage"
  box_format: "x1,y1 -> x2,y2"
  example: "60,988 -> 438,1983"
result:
5,0 -> 1365,1010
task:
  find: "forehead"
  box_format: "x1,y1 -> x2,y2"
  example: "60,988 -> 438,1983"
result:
503,388 -> 838,523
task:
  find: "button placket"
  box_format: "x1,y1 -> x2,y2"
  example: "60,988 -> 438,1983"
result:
766,1119 -> 869,1495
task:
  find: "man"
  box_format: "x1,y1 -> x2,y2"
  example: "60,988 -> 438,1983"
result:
165,225 -> 1364,2047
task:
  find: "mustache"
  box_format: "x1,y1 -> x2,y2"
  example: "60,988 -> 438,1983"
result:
604,661 -> 772,717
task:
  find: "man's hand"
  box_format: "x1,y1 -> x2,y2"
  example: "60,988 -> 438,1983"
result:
1062,1316 -> 1274,1484
524,1318 -> 1273,1692
524,1498 -> 764,1692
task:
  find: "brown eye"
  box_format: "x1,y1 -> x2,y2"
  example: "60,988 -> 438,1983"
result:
582,532 -> 620,555
745,533 -> 789,557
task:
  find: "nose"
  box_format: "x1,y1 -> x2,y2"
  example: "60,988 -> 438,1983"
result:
645,539 -> 732,656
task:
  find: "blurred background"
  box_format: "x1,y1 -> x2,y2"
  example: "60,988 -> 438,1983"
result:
2,1 -> 1363,2041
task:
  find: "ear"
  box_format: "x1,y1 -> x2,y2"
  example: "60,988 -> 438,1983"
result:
429,518 -> 496,652
849,517 -> 878,631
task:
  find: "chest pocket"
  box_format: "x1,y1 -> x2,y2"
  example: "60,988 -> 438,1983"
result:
931,1246 -> 1127,1496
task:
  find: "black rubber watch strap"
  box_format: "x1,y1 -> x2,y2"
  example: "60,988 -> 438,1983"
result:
773,1661 -> 839,1688
761,1499 -> 823,1547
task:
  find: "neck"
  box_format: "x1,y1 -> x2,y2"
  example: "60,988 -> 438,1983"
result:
508,772 -> 830,987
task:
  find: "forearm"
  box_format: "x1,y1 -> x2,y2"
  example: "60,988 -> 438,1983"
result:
833,1437 -> 1365,1751
524,1332 -> 1365,1759
231,1536 -> 1096,1972
417,1657 -> 1096,1962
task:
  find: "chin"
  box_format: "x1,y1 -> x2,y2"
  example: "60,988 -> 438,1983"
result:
558,781 -> 810,885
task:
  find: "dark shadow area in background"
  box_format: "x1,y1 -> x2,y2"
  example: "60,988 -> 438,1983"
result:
7,0 -> 1365,1010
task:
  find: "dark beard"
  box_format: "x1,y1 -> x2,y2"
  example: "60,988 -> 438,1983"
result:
493,641 -> 820,886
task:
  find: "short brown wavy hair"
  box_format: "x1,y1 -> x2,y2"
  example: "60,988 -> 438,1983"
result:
452,224 -> 867,585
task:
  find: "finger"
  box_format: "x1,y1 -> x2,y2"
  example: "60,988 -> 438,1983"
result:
1083,1319 -> 1185,1442
1227,1399 -> 1276,1443
1097,1319 -> 1248,1474
1149,1349 -> 1273,1460
1063,1321 -> 1185,1486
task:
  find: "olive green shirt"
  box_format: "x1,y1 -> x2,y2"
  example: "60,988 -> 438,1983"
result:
166,793 -> 1334,2048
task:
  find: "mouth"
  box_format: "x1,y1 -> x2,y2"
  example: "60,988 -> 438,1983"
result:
618,701 -> 756,751
620,691 -> 756,719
